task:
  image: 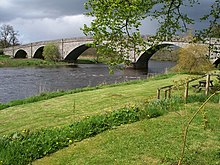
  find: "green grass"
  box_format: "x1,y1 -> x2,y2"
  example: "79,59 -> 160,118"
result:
0,54 -> 100,67
0,72 -> 219,165
0,55 -> 66,67
0,98 -> 183,165
0,73 -> 184,136
33,102 -> 220,165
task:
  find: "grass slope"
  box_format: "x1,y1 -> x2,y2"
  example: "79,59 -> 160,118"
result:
34,102 -> 220,165
0,74 -> 186,136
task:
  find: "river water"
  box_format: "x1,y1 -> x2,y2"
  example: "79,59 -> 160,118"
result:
0,60 -> 176,103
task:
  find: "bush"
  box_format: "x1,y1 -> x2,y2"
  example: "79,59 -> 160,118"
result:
43,43 -> 61,61
172,44 -> 213,74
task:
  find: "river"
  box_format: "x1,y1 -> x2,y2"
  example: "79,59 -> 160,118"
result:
0,60 -> 176,103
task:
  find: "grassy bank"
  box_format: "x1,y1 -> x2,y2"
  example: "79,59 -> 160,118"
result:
0,73 -> 182,136
0,54 -> 98,67
0,55 -> 66,67
34,102 -> 220,165
0,97 -> 185,165
0,73 -> 219,164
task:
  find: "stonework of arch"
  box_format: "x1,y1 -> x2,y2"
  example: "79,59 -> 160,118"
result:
33,46 -> 44,59
14,49 -> 27,58
134,43 -> 174,69
65,44 -> 90,61
213,58 -> 220,67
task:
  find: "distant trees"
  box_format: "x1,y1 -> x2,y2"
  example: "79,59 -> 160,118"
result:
0,24 -> 20,49
43,43 -> 61,61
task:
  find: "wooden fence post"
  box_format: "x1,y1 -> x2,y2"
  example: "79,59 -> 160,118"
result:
157,89 -> 161,99
184,81 -> 189,101
205,74 -> 210,96
168,87 -> 171,98
165,90 -> 168,99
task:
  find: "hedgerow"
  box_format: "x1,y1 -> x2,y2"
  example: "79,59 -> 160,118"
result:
0,97 -> 183,165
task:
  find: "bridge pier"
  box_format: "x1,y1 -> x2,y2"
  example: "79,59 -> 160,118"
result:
132,61 -> 148,70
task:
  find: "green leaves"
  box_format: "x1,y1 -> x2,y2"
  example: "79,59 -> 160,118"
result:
43,43 -> 61,62
82,0 -> 154,66
82,0 -> 219,66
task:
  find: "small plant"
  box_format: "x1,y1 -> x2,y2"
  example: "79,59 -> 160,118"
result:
178,92 -> 219,165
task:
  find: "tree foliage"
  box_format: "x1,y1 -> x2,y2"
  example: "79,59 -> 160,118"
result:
82,0 -> 219,65
172,44 -> 213,73
43,43 -> 61,61
209,23 -> 220,38
0,24 -> 19,48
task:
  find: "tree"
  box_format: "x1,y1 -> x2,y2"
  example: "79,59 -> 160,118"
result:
209,23 -> 220,38
43,43 -> 61,61
172,44 -> 213,73
0,24 -> 20,48
82,0 -> 219,65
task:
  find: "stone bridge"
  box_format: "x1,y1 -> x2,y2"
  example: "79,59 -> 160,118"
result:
3,37 -> 220,69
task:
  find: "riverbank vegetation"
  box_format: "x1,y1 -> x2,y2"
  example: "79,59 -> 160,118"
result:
0,72 -> 220,164
0,54 -> 66,67
0,51 -> 100,67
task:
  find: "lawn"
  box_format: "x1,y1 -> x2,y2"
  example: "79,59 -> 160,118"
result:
0,74 -> 188,136
33,102 -> 220,165
0,72 -> 219,165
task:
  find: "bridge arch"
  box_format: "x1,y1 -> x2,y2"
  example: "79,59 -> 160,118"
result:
64,44 -> 90,61
213,58 -> 220,67
33,46 -> 44,59
14,49 -> 27,58
134,43 -> 176,69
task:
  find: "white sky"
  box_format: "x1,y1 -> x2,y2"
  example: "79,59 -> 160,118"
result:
0,0 -> 215,44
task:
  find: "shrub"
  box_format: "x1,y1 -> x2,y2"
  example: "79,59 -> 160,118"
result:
172,44 -> 213,74
43,43 -> 60,61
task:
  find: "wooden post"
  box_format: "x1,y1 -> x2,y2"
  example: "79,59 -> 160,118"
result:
205,74 -> 210,96
168,87 -> 171,98
165,90 -> 168,99
157,89 -> 161,99
184,81 -> 189,101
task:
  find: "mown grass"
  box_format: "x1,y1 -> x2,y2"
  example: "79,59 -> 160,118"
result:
33,102 -> 220,165
0,72 -> 219,165
0,73 -> 186,136
0,97 -> 184,165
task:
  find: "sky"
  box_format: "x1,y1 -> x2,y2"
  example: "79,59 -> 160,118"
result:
0,0 -> 216,44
